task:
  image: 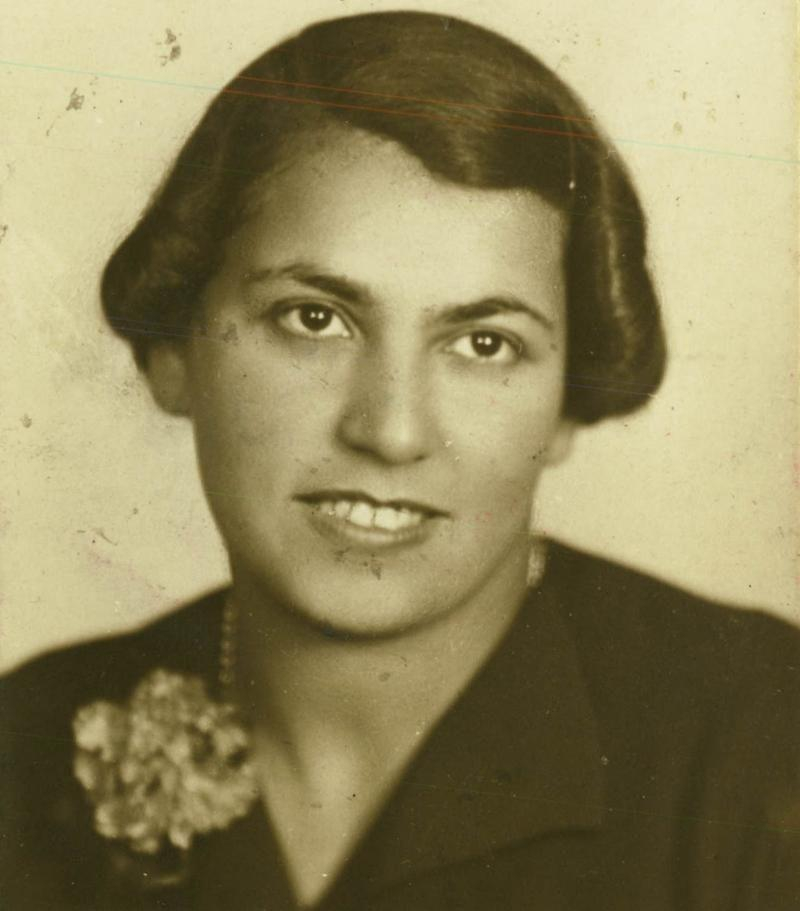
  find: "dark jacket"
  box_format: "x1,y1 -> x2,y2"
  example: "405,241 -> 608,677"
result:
2,542 -> 799,910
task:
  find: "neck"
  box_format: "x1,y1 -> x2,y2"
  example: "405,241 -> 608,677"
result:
230,555 -> 531,768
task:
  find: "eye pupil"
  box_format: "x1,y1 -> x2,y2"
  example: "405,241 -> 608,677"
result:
471,332 -> 502,357
299,305 -> 333,331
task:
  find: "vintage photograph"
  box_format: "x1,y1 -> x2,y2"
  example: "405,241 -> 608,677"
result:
2,1 -> 798,909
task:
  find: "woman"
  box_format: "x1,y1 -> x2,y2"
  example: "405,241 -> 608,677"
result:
2,10 -> 798,910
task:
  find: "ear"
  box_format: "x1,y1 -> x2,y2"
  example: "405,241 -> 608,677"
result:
543,419 -> 577,467
144,342 -> 192,416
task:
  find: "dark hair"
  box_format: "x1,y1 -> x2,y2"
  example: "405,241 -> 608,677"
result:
101,10 -> 666,424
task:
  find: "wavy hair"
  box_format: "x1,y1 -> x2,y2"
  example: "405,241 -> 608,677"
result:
101,10 -> 666,424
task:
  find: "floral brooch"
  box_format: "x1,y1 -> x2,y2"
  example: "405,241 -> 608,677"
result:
72,669 -> 258,856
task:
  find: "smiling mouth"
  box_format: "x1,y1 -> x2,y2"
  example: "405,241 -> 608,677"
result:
297,491 -> 447,538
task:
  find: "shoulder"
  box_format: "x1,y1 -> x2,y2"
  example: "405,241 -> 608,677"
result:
545,539 -> 799,697
0,590 -> 226,906
544,540 -> 800,888
1,588 -> 226,736
543,539 -> 800,779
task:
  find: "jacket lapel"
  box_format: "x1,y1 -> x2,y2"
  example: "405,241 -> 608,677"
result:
125,579 -> 604,907
345,581 -> 605,895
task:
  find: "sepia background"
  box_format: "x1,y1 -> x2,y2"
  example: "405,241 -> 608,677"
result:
1,0 -> 797,671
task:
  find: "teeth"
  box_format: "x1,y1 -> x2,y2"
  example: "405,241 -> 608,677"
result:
316,498 -> 425,531
349,502 -> 374,527
374,507 -> 399,531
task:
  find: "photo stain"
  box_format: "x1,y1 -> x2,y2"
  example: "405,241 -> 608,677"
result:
159,28 -> 182,66
92,527 -> 118,546
66,88 -> 84,111
221,322 -> 239,344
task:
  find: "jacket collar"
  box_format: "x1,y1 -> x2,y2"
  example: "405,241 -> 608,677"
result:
346,575 -> 606,893
173,563 -> 604,902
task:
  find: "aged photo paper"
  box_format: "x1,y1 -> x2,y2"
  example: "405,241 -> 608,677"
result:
1,3 -> 798,908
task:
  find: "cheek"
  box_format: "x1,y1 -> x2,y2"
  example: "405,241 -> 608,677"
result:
442,375 -> 564,523
443,371 -> 564,465
188,338 -> 341,486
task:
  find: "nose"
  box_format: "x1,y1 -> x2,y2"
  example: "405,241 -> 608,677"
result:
336,349 -> 437,465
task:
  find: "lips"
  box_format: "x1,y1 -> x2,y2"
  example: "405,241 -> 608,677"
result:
297,490 -> 447,546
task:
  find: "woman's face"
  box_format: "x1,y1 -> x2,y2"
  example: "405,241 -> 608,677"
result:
153,129 -> 573,638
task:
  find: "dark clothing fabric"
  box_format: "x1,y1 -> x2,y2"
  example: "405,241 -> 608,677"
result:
2,542 -> 799,910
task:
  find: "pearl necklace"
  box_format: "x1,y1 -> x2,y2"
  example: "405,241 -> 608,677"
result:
218,596 -> 239,693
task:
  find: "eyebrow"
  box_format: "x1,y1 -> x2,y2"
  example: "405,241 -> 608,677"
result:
441,298 -> 555,331
243,261 -> 556,332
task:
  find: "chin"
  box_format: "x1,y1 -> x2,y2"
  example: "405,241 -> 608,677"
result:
281,576 -> 447,642
230,518 -> 529,641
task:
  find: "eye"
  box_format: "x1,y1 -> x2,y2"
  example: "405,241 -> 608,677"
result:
447,330 -> 522,365
277,303 -> 351,339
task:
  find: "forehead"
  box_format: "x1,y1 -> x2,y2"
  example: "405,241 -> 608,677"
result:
224,128 -> 567,309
